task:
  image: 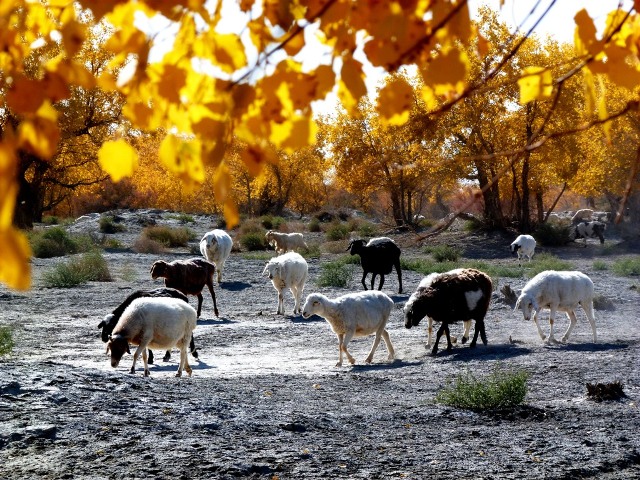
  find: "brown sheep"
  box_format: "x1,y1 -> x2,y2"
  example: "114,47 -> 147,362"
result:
150,258 -> 219,318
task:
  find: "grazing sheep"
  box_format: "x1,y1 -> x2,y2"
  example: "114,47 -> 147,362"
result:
403,271 -> 472,348
302,290 -> 395,367
514,270 -> 597,344
510,234 -> 536,265
404,268 -> 492,356
106,297 -> 197,377
570,221 -> 606,245
265,230 -> 308,254
199,229 -> 233,283
150,258 -> 219,318
262,252 -> 308,315
571,208 -> 594,224
347,237 -> 403,294
98,287 -> 198,364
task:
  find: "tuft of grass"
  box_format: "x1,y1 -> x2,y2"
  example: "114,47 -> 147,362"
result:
260,215 -> 286,231
143,225 -> 195,247
0,325 -> 14,357
42,251 -> 112,288
241,252 -> 275,261
30,226 -> 79,258
435,368 -> 529,411
308,217 -> 321,232
325,222 -> 350,241
534,223 -> 571,246
527,253 -> 573,277
593,260 -> 608,271
99,215 -> 126,234
119,263 -> 137,282
301,243 -> 322,259
424,244 -> 461,262
317,259 -> 354,287
165,213 -> 195,223
612,257 -> 640,277
464,260 -> 522,279
400,257 -> 455,275
132,236 -> 165,254
240,232 -> 267,251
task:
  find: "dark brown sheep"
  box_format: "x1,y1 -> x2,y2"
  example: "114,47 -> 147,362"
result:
150,258 -> 219,318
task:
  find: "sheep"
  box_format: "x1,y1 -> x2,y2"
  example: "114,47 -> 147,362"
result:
347,237 -> 403,294
265,230 -> 308,254
262,252 -> 308,315
510,234 -> 536,265
514,270 -> 597,344
98,288 -> 198,364
569,220 -> 606,245
301,290 -> 395,367
106,297 -> 197,377
404,268 -> 492,356
150,258 -> 219,318
199,229 -> 233,283
571,208 -> 594,224
403,271 -> 472,348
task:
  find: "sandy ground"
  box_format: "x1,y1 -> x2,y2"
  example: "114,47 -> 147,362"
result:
0,210 -> 639,479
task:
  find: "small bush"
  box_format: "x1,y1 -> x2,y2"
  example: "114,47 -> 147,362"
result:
165,213 -> 195,223
317,261 -> 353,288
308,218 -> 321,232
534,223 -> 571,246
400,257 -> 454,275
425,245 -> 461,262
30,226 -> 79,258
464,260 -> 522,279
0,326 -> 14,357
99,215 -> 126,234
132,236 -> 165,254
241,252 -> 275,261
326,222 -> 350,241
301,243 -> 322,259
103,238 -> 125,249
321,240 -> 349,254
612,257 -> 640,276
238,218 -> 265,235
528,253 -> 573,277
357,221 -> 378,238
240,232 -> 267,251
119,263 -> 137,282
435,368 -> 529,411
42,215 -> 59,225
143,225 -> 194,247
42,251 -> 112,287
593,260 -> 608,271
261,215 -> 286,230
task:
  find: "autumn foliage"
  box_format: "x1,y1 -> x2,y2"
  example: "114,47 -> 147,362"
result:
1,0 -> 640,290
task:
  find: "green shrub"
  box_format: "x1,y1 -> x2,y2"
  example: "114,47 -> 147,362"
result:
99,215 -> 126,234
143,225 -> 194,247
30,226 -> 79,258
301,243 -> 322,259
593,260 -> 608,271
42,251 -> 112,288
317,261 -> 353,287
260,215 -> 286,230
240,232 -> 267,251
42,215 -> 59,225
0,326 -> 14,357
326,222 -> 350,241
241,252 -> 275,261
528,253 -> 573,277
238,218 -> 265,235
464,260 -> 522,279
424,244 -> 461,262
165,213 -> 195,223
534,223 -> 571,246
357,221 -> 378,238
612,256 -> 640,276
308,218 -> 321,232
435,368 -> 529,410
400,257 -> 454,275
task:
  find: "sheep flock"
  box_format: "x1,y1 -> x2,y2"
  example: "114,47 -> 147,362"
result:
92,212 -> 618,377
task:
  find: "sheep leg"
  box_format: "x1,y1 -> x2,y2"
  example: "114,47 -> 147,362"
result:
377,274 -> 385,291
141,349 -> 150,377
461,320 -> 471,344
189,335 -> 199,359
443,324 -> 453,351
336,333 -> 345,367
547,307 -> 559,344
581,300 -> 597,342
162,350 -> 171,362
148,349 -> 155,364
426,317 -> 433,348
341,331 -> 356,365
361,272 -> 369,291
217,262 -> 223,283
291,286 -> 300,314
206,281 -> 219,317
431,324 -> 447,355
176,332 -> 192,377
532,309 -> 547,341
370,273 -> 377,291
561,310 -> 578,343
394,260 -> 403,294
381,329 -> 395,361
469,319 -> 487,347
277,289 -> 284,315
196,293 -> 203,318
130,344 -> 145,376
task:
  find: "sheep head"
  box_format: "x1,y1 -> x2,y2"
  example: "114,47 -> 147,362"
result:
514,293 -> 537,321
150,261 -> 169,279
346,239 -> 365,255
106,334 -> 130,367
98,313 -> 115,342
302,294 -> 325,318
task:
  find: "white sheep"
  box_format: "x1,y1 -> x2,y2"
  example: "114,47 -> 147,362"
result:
404,271 -> 472,348
106,297 -> 197,377
514,270 -> 597,344
510,234 -> 536,265
199,229 -> 233,283
302,290 -> 395,367
262,252 -> 308,315
265,230 -> 308,254
571,208 -> 594,224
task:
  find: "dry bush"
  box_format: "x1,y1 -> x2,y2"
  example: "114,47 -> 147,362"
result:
132,236 -> 166,254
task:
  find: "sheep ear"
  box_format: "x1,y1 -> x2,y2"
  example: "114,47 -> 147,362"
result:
105,343 -> 110,354
98,321 -> 105,329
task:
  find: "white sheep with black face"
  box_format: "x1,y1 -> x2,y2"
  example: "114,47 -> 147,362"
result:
515,270 -> 597,344
262,252 -> 308,315
302,290 -> 395,367
510,234 -> 536,265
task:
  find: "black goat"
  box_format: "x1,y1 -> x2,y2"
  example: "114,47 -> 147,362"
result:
347,237 -> 402,294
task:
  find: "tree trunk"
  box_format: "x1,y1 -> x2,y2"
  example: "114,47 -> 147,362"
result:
476,162 -> 504,227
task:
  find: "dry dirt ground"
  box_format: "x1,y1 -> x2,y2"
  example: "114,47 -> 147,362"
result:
1,210 -> 639,479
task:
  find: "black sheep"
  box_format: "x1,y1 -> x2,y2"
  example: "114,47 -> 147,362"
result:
347,237 -> 403,294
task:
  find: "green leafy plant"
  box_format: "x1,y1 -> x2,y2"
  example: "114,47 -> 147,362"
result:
424,244 -> 461,262
165,213 -> 195,223
30,226 -> 79,258
42,251 -> 112,288
612,257 -> 640,276
240,232 -> 267,251
435,368 -> 529,410
325,222 -> 350,241
317,260 -> 354,287
0,326 -> 14,357
593,260 -> 608,271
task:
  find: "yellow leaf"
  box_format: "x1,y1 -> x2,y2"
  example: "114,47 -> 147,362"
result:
377,77 -> 413,126
517,66 -> 553,104
0,227 -> 32,290
270,115 -> 317,151
283,31 -> 305,57
421,46 -> 469,95
597,77 -> 611,143
213,163 -> 239,228
156,64 -> 187,103
6,76 -> 46,114
18,102 -> 60,159
60,19 -> 87,57
339,57 -> 367,112
98,139 -> 138,182
239,144 -> 275,176
574,9 -> 602,56
211,33 -> 247,74
159,135 -> 205,184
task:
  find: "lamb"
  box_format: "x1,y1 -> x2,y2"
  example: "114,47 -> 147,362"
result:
265,230 -> 308,254
262,252 -> 308,315
106,297 -> 197,377
347,237 -> 403,294
569,220 -> 606,245
98,288 -> 198,364
150,258 -> 219,318
199,229 -> 233,283
404,268 -> 492,356
510,234 -> 536,265
403,271 -> 472,348
514,270 -> 597,344
301,290 -> 395,367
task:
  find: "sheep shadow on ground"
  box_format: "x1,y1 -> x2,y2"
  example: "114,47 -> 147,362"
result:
196,317 -> 236,326
432,343 -> 533,363
290,314 -> 324,324
550,342 -> 629,353
220,281 -> 252,291
350,359 -> 423,372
